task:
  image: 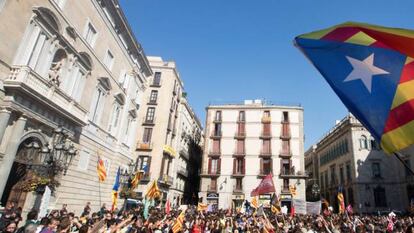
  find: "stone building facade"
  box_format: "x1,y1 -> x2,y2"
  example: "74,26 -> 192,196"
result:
305,114 -> 414,213
135,56 -> 202,206
0,0 -> 152,215
199,100 -> 306,210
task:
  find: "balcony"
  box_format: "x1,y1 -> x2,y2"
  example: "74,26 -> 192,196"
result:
136,141 -> 153,151
139,173 -> 151,183
231,172 -> 245,178
279,169 -> 308,179
261,116 -> 271,123
258,170 -> 272,178
281,185 -> 290,194
142,117 -> 156,126
233,188 -> 244,194
210,131 -> 222,139
158,174 -> 174,186
207,185 -> 217,193
279,150 -> 292,158
234,131 -> 246,139
150,80 -> 162,87
213,118 -> 222,123
233,150 -> 245,157
260,131 -> 272,139
259,150 -> 272,157
6,65 -> 88,126
177,166 -> 188,177
147,99 -> 157,105
201,169 -> 220,177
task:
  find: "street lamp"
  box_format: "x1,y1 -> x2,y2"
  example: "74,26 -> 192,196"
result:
24,126 -> 77,175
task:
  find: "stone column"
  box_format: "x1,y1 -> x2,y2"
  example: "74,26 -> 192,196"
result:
0,108 -> 11,143
0,115 -> 27,198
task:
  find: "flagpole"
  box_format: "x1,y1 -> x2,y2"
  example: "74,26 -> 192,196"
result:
393,152 -> 414,176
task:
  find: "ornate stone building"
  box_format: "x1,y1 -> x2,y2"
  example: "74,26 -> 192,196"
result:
0,0 -> 152,215
305,114 -> 414,213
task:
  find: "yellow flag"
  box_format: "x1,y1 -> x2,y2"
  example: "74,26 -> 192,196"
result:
251,196 -> 258,208
197,203 -> 208,212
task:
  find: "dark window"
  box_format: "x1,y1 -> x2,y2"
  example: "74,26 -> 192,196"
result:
210,178 -> 217,191
145,107 -> 155,122
262,140 -> 271,154
346,163 -> 352,181
372,162 -> 381,178
262,158 -> 272,174
340,166 -> 344,184
374,186 -> 387,207
149,90 -> 158,103
263,111 -> 270,118
214,123 -> 221,136
153,72 -> 161,85
236,140 -> 245,154
283,111 -> 289,122
330,166 -> 336,185
142,128 -> 153,143
212,140 -> 220,154
347,188 -> 354,206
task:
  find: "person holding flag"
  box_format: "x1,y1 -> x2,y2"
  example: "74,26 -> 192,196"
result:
337,187 -> 345,214
171,210 -> 185,233
111,167 -> 120,211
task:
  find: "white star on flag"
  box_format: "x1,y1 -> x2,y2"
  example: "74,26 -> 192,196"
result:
344,54 -> 389,93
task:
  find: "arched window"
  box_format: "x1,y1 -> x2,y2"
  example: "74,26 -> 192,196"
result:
359,135 -> 368,149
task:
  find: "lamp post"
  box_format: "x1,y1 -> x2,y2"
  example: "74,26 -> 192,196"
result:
120,160 -> 138,211
23,126 -> 77,210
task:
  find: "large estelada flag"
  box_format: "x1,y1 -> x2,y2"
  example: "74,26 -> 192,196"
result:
295,22 -> 414,153
251,174 -> 275,196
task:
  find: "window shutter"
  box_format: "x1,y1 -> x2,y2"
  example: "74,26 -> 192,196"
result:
147,157 -> 152,174
208,159 -> 211,174
242,159 -> 245,174
218,158 -> 221,174
260,159 -> 263,174
233,159 -> 236,174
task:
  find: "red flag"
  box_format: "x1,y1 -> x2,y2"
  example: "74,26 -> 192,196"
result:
165,199 -> 171,214
250,174 -> 275,196
290,205 -> 295,217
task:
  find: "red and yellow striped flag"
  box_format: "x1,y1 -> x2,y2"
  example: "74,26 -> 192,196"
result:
131,171 -> 143,189
337,192 -> 345,214
251,196 -> 258,209
172,210 -> 185,233
197,203 -> 208,212
97,157 -> 107,182
145,180 -> 161,199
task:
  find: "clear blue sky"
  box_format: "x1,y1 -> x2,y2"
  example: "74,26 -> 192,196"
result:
120,0 -> 414,149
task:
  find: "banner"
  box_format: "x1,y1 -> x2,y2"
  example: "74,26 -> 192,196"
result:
306,201 -> 321,215
292,199 -> 306,214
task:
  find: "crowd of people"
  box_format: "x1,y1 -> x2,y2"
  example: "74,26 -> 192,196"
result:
1,201 -> 414,233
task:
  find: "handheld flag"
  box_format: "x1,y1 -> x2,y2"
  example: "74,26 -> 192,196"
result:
295,22 -> 414,154
97,157 -> 107,182
172,210 -> 185,233
130,170 -> 143,189
111,167 -> 120,211
165,199 -> 171,214
145,180 -> 161,199
346,204 -> 353,215
251,174 -> 275,196
251,196 -> 258,209
197,202 -> 208,212
337,187 -> 345,214
289,185 -> 297,197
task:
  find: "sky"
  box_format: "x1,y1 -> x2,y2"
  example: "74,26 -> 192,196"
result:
120,0 -> 414,149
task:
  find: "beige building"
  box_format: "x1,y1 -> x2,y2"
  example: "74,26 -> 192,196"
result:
0,0 -> 152,215
305,114 -> 414,213
135,56 -> 187,204
199,100 -> 306,210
